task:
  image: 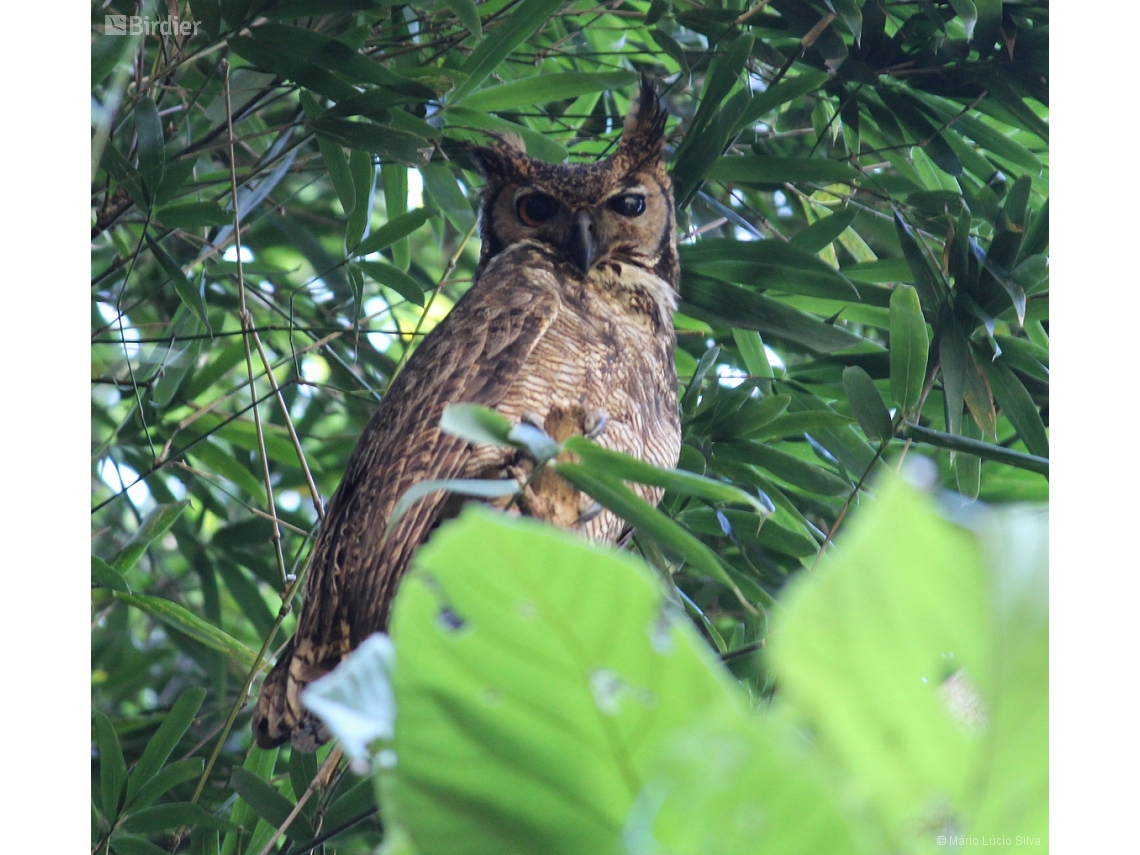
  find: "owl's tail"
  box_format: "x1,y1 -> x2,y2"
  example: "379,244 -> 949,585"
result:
252,636 -> 330,752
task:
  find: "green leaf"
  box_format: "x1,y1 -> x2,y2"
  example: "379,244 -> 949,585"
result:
963,347 -> 999,438
111,501 -> 189,572
386,507 -> 750,854
731,329 -> 773,381
713,442 -> 852,497
315,136 -> 356,217
358,260 -> 425,306
948,0 -> 978,40
681,239 -> 860,301
388,478 -> 520,534
134,95 -> 165,201
563,435 -> 773,516
95,711 -> 128,820
124,758 -> 204,812
708,393 -> 791,441
981,358 -> 1049,459
730,71 -> 830,136
110,834 -> 172,855
888,285 -> 929,414
353,208 -> 433,257
552,463 -> 758,611
706,156 -> 859,186
939,314 -> 970,438
451,0 -> 566,103
114,593 -> 260,670
438,402 -> 514,446
419,162 -> 476,233
145,234 -> 211,330
124,687 -> 207,806
457,71 -> 638,112
892,210 -> 943,312
681,275 -> 863,353
221,746 -> 279,855
158,201 -> 233,230
346,148 -> 376,251
842,366 -> 892,442
445,107 -> 569,163
771,475 -> 989,841
230,768 -> 316,842
645,717 -> 862,855
311,116 -> 428,165
93,554 -> 131,593
122,803 -> 238,834
789,207 -> 858,255
443,0 -> 481,39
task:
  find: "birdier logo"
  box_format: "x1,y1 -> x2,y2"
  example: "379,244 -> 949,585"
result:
104,15 -> 201,36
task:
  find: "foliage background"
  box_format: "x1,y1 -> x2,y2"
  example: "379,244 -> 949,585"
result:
90,0 -> 1047,852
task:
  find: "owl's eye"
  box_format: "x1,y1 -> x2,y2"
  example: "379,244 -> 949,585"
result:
517,194 -> 557,226
608,194 -> 646,217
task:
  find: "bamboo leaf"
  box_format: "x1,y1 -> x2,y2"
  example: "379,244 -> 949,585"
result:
114,593 -> 260,670
124,687 -> 207,805
95,711 -> 127,821
457,71 -> 637,112
842,366 -> 892,443
124,758 -> 204,812
451,0 -> 566,103
352,208 -> 433,257
345,148 -> 375,250
552,462 -> 758,612
358,260 -> 425,306
135,95 -> 165,201
982,358 -> 1049,459
713,442 -> 853,497
889,285 -> 929,414
706,156 -> 859,186
893,210 -> 943,312
443,0 -> 482,39
230,768 -> 316,842
93,555 -> 131,593
111,501 -> 189,572
388,478 -> 520,534
146,234 -> 211,331
563,435 -> 774,516
789,207 -> 858,254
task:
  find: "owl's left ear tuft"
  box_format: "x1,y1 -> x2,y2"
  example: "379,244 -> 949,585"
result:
468,132 -> 528,178
618,75 -> 667,164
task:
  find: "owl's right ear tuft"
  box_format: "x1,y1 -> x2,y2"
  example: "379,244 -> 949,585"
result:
617,75 -> 667,167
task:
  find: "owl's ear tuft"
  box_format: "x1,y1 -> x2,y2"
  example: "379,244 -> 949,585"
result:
618,75 -> 667,164
469,132 -> 528,177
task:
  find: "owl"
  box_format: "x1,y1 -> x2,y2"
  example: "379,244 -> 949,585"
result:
253,78 -> 681,751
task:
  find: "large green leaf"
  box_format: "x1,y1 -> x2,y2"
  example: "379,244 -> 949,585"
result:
771,475 -> 989,841
386,507 -> 749,854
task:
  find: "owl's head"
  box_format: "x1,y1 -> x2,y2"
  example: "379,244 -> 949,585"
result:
470,77 -> 677,289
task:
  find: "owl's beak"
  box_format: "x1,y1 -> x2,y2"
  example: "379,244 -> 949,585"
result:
570,210 -> 599,274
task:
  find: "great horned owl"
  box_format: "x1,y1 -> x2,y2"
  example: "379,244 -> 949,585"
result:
253,79 -> 681,751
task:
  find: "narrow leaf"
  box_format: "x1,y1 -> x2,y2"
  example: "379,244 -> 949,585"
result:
714,442 -> 853,497
562,435 -> 774,516
230,768 -> 316,842
443,0 -> 481,39
111,501 -> 189,572
93,555 -> 131,593
95,711 -> 127,821
707,156 -> 859,186
893,210 -> 943,311
122,803 -> 238,834
731,71 -> 830,136
146,235 -> 211,330
451,0 -> 565,103
352,208 -> 432,257
982,359 -> 1049,459
135,95 -> 165,200
457,71 -> 637,112
419,162 -> 476,233
358,260 -> 424,306
553,463 -> 757,613
790,207 -> 858,254
439,402 -> 514,446
842,366 -> 893,443
114,593 -> 260,669
124,758 -> 204,812
345,148 -> 375,251
889,285 -> 929,414
124,688 -> 207,805
388,478 -> 520,534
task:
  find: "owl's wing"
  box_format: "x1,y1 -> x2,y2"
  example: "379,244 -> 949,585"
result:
254,261 -> 562,749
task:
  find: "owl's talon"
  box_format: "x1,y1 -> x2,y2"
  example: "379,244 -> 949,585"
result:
577,501 -> 604,525
584,409 -> 609,439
